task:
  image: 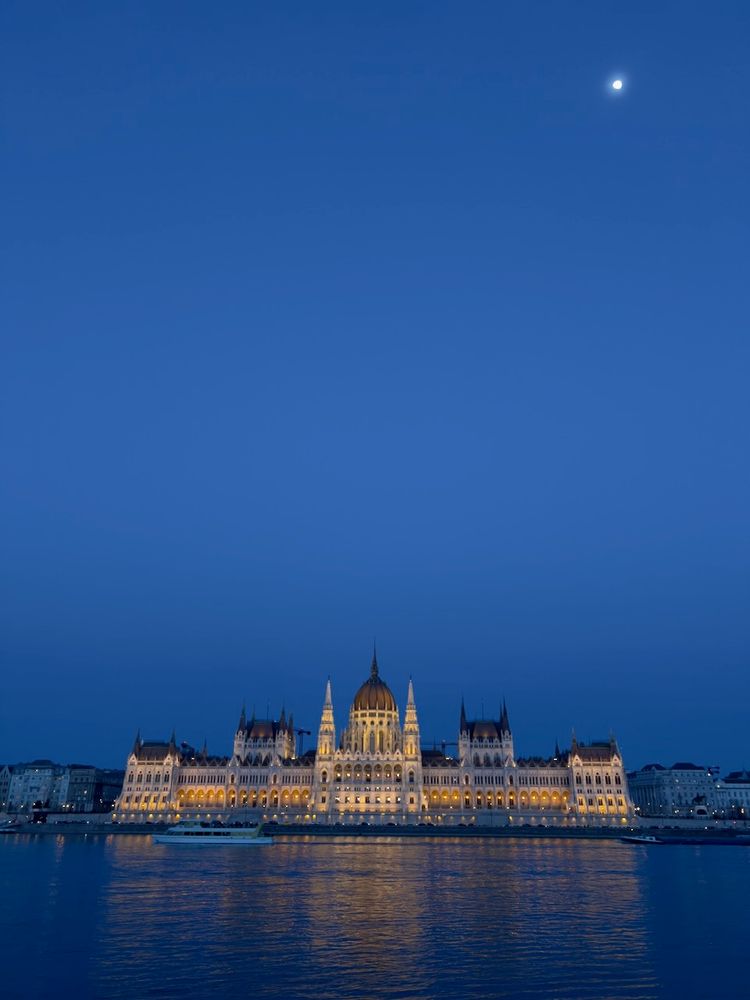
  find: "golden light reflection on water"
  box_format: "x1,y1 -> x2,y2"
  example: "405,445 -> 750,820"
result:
92,836 -> 659,999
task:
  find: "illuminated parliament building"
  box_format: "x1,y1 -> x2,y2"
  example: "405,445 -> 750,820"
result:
115,651 -> 632,826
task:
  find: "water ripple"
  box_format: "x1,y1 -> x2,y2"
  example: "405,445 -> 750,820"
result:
1,835 -> 749,999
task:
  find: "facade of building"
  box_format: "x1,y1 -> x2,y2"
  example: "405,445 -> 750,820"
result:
114,652 -> 633,826
7,761 -> 66,812
0,765 -> 13,812
716,771 -> 750,819
628,762 -> 750,820
3,762 -> 124,814
628,762 -> 722,818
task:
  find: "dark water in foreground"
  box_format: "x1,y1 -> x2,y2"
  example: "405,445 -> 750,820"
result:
1,835 -> 748,1000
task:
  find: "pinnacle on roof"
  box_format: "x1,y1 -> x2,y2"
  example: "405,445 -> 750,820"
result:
371,641 -> 379,678
323,677 -> 332,707
500,699 -> 511,734
132,729 -> 142,754
460,698 -> 467,732
238,704 -> 247,731
407,676 -> 415,706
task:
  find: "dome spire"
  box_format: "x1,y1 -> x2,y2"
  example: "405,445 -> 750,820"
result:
371,640 -> 378,678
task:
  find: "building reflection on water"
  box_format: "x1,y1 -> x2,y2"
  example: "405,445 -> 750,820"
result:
90,836 -> 659,999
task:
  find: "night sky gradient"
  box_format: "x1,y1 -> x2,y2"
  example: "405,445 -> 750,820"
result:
2,3 -> 748,769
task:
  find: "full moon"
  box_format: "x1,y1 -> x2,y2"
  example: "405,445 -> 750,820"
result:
612,79 -> 623,91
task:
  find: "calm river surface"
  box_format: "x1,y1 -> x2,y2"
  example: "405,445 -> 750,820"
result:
1,834 -> 748,999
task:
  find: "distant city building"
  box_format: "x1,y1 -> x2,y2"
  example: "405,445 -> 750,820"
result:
59,766 -> 125,813
717,770 -> 750,819
4,762 -> 124,814
7,761 -> 66,812
115,651 -> 633,826
628,763 -> 722,818
0,765 -> 13,812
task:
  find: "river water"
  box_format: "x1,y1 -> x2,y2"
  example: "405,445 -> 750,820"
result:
1,834 -> 748,999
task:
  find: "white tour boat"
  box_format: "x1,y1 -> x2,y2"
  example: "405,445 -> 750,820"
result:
153,822 -> 273,846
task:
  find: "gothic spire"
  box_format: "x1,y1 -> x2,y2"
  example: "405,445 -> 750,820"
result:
500,698 -> 511,734
132,728 -> 141,755
279,705 -> 287,729
371,641 -> 379,678
460,698 -> 467,732
407,676 -> 415,706
238,703 -> 246,731
324,676 -> 332,707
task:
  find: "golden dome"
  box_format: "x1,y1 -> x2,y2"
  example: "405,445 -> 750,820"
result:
352,652 -> 397,713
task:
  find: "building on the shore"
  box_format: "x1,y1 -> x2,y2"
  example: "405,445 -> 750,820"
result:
0,765 -> 13,812
6,761 -> 66,812
716,770 -> 750,819
4,762 -> 124,814
114,651 -> 633,826
628,762 -> 750,821
627,762 -> 721,818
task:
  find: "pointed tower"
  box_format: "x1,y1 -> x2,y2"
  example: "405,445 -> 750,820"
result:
403,677 -> 421,759
316,678 -> 335,759
233,704 -> 248,760
402,676 -> 423,818
458,698 -> 471,765
499,699 -> 514,765
131,729 -> 142,757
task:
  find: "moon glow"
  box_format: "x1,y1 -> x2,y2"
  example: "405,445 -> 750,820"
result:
612,79 -> 623,91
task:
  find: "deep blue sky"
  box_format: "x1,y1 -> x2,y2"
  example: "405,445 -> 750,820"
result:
2,2 -> 748,770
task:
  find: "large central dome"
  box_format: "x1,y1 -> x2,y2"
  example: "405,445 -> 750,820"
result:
352,651 -> 397,712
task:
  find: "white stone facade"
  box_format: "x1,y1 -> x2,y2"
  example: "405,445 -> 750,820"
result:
114,653 -> 633,826
628,763 -> 722,818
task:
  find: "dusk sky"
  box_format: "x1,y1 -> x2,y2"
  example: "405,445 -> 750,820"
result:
2,3 -> 748,770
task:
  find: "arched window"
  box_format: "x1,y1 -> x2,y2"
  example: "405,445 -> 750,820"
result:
474,755 -> 480,767
378,731 -> 384,752
484,754 -> 491,767
321,770 -> 328,784
369,731 -> 375,753
576,774 -> 582,785
408,770 -> 415,784
615,774 -> 621,786
585,774 -> 592,785
605,774 -> 612,785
